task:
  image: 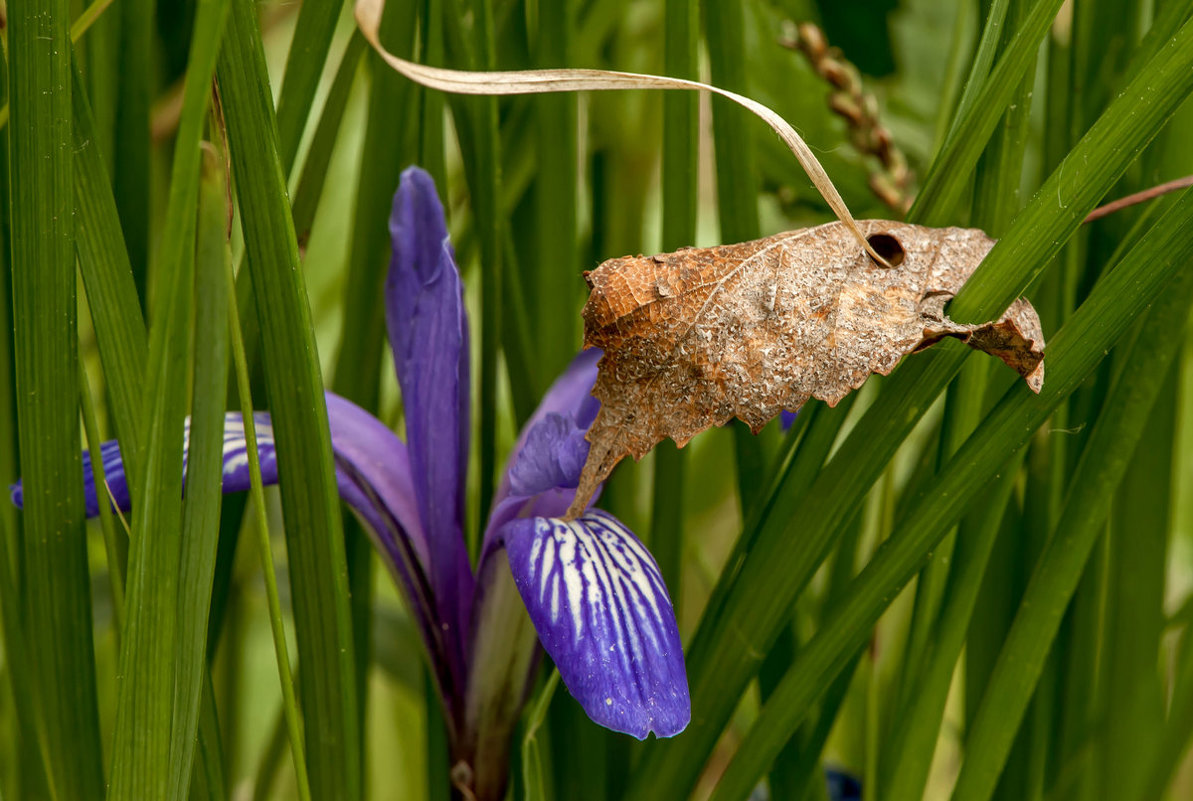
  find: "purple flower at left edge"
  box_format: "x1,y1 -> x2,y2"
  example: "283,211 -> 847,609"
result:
12,167 -> 689,799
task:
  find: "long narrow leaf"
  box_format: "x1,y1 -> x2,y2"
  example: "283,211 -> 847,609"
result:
627,14 -> 1193,798
710,186 -> 1193,801
216,2 -> 360,797
112,0 -> 153,300
650,0 -> 698,605
949,211 -> 1193,801
9,1 -> 105,796
225,238 -> 313,801
108,0 -> 228,795
167,143 -> 233,801
274,0 -> 345,173
71,56 -> 147,496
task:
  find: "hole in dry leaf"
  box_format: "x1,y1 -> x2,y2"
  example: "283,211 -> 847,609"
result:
867,233 -> 905,267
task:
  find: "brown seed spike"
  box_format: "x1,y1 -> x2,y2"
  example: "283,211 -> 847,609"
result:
565,221 -> 1046,520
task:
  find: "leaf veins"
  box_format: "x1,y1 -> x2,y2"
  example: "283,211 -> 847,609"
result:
567,221 -> 1045,518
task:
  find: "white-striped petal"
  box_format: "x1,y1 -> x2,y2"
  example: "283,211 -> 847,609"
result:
502,510 -> 689,739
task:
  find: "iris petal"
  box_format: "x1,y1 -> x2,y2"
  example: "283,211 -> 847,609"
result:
484,349 -> 602,551
506,413 -> 589,497
10,396 -> 436,639
501,510 -> 690,739
10,414 -> 275,518
387,167 -> 474,656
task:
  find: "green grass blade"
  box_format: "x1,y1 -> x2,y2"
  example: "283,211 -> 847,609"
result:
710,187 -> 1193,801
949,200 -> 1193,801
0,1 -> 118,133
703,0 -> 759,244
0,515 -> 50,798
71,56 -> 148,496
1136,620 -> 1193,800
441,0 -> 504,526
9,0 -> 105,796
231,22 -> 368,382
470,0 -> 503,539
250,698 -> 291,801
912,0 -> 1064,223
0,40 -> 46,801
273,0 -> 345,173
521,671 -> 561,801
702,0 -> 770,512
901,0 -> 1035,714
291,33 -> 367,245
78,363 -> 125,634
531,0 -> 579,384
946,13 -> 1193,324
108,1 -> 228,795
331,2 -> 420,782
895,0 -> 1037,749
216,1 -> 360,796
627,16 -> 1193,795
167,143 -> 233,801
111,0 -> 153,303
778,521 -> 868,800
190,673 -> 228,801
418,0 -> 448,186
334,0 -> 418,411
500,230 -> 540,426
225,252 -> 312,801
1097,356 -> 1173,800
1069,0 -> 1146,132
0,40 -> 15,526
882,461 -> 1020,799
944,0 -> 1010,143
659,16 -> 699,192
650,0 -> 698,596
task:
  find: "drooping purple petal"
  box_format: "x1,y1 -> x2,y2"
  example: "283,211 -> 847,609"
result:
11,395 -> 458,701
324,393 -> 428,572
10,413 -> 277,517
9,437 -> 131,516
11,398 -> 434,620
780,409 -> 798,430
501,510 -> 689,739
387,167 -> 474,660
323,393 -> 460,705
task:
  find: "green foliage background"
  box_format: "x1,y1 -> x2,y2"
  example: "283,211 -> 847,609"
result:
3,0 -> 1193,799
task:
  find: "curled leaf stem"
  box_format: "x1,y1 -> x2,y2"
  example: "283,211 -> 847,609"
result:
1084,174 -> 1193,223
353,0 -> 888,265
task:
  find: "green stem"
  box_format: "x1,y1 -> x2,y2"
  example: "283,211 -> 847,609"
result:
224,255 -> 313,801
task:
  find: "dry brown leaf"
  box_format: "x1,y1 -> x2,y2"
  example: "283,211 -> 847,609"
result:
566,221 -> 1045,519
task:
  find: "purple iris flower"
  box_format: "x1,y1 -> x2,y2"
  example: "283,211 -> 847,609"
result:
11,167 -> 689,798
